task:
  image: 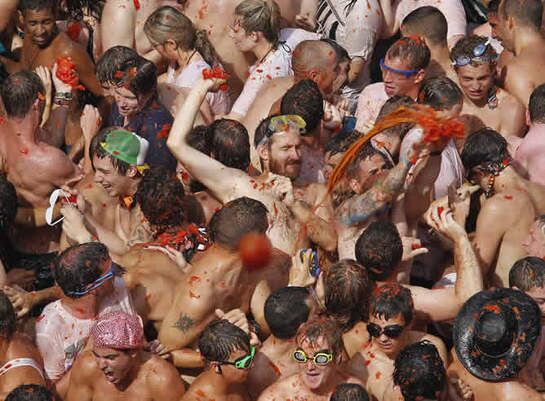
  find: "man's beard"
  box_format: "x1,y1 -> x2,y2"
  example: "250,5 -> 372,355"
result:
270,158 -> 301,180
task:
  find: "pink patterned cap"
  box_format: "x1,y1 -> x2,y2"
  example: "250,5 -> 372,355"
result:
91,312 -> 144,350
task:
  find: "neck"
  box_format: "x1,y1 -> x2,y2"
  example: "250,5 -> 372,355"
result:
514,27 -> 543,55
125,178 -> 142,199
9,115 -> 39,142
404,86 -> 420,101
428,42 -> 450,63
114,354 -> 142,391
176,47 -> 197,68
492,166 -> 523,193
61,296 -> 97,319
306,369 -> 341,396
0,336 -> 10,358
253,40 -> 273,63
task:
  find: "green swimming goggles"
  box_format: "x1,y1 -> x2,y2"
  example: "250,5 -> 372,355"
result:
219,346 -> 256,370
292,348 -> 333,366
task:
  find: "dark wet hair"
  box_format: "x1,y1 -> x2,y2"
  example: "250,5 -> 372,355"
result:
90,127 -> 132,175
370,283 -> 414,325
394,341 -> 445,401
6,385 -> 53,401
209,119 -> 250,171
324,129 -> 363,157
113,57 -> 158,99
324,260 -> 372,331
280,79 -> 324,133
418,76 -> 463,111
500,0 -> 542,30
199,320 -> 250,364
375,96 -> 415,143
450,35 -> 498,69
355,221 -> 403,281
209,197 -> 268,250
54,243 -> 108,298
64,0 -> 105,22
488,0 -> 500,13
330,383 -> 369,401
0,174 -> 17,233
509,257 -> 545,291
265,286 -> 310,339
1,71 -> 44,118
346,142 -> 393,180
187,125 -> 212,155
0,291 -> 16,339
296,317 -> 343,359
19,0 -> 56,13
529,84 -> 545,124
460,128 -> 508,171
386,36 -> 430,71
96,46 -> 139,85
134,166 -> 185,233
401,6 -> 447,46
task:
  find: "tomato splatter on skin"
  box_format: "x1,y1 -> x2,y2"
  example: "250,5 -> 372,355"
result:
66,21 -> 82,42
133,0 -> 140,10
20,148 -> 29,155
0,116 -> 5,125
268,361 -> 281,376
504,195 -> 513,200
195,389 -> 207,398
189,275 -> 201,285
189,290 -> 201,299
56,56 -> 85,90
375,372 -> 382,379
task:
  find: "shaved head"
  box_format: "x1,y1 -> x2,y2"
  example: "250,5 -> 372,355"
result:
292,40 -> 337,80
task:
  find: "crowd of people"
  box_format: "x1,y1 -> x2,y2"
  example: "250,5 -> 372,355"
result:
0,0 -> 544,400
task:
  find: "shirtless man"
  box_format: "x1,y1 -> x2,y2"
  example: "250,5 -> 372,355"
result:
460,129 -> 536,286
66,311 -> 185,401
399,6 -> 458,83
494,0 -> 545,106
450,35 -> 526,140
0,291 -> 45,399
345,284 -> 447,401
515,84 -> 545,184
182,320 -> 254,401
258,318 -> 362,401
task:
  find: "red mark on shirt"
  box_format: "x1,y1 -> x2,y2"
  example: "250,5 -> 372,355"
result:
156,123 -> 172,140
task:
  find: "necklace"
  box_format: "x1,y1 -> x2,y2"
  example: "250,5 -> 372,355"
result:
257,44 -> 275,65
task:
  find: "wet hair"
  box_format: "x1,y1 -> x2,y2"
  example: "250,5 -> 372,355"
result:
330,384 -> 369,401
401,6 -> 448,46
0,174 -> 17,233
346,142 -> 393,180
235,0 -> 281,45
450,35 -> 498,69
54,243 -> 109,298
370,283 -> 414,325
199,320 -> 250,364
0,291 -> 16,339
509,257 -> 545,291
324,260 -> 372,331
355,221 -> 403,281
296,317 -> 343,359
134,166 -> 185,233
460,128 -> 508,171
529,84 -> 545,124
144,6 -> 220,67
320,38 -> 350,63
19,0 -> 56,13
64,0 -> 105,22
113,56 -> 158,99
96,46 -> 139,85
6,385 -> 53,401
209,197 -> 268,249
90,127 -> 132,175
1,71 -> 44,118
264,286 -> 311,339
418,76 -> 463,111
375,96 -> 416,141
209,119 -> 250,171
324,129 -> 362,157
499,0 -> 542,30
488,0 -> 500,13
254,115 -> 277,148
393,341 -> 445,401
187,125 -> 212,155
386,36 -> 431,71
280,79 -> 324,133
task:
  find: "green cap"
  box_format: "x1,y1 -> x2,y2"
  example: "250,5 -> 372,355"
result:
100,129 -> 149,166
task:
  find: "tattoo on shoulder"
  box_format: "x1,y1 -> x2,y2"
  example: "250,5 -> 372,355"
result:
173,313 -> 194,333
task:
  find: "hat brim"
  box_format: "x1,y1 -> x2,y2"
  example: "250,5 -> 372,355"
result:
454,288 -> 541,382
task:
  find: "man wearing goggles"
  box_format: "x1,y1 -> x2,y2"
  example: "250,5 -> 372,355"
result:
450,35 -> 525,140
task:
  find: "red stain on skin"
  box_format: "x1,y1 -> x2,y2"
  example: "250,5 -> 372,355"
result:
437,206 -> 444,215
189,290 -> 201,299
0,116 -> 5,124
133,0 -> 140,10
375,372 -> 382,379
195,389 -> 207,397
189,275 -> 201,285
66,21 -> 82,42
364,359 -> 371,366
268,361 -> 281,376
56,56 -> 85,90
198,0 -> 209,19
504,195 -> 513,200
20,147 -> 29,155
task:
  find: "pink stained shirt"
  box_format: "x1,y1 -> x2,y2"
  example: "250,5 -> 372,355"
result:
354,82 -> 389,133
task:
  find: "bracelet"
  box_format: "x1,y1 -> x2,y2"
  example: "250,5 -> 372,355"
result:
53,92 -> 73,105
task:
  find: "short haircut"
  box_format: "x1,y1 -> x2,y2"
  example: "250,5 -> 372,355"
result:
346,142 -> 393,180
235,0 -> 280,44
264,286 -> 310,339
418,76 -> 463,111
1,71 -> 44,118
0,174 -> 17,233
280,79 -> 324,133
187,125 -> 212,155
113,56 -> 158,99
500,0 -> 542,30
296,317 -> 343,359
460,128 -> 508,171
0,291 -> 16,339
355,221 -> 403,281
199,320 -> 250,364
529,84 -> 545,124
54,243 -> 109,298
488,0 -> 500,13
324,260 -> 372,330
324,129 -> 362,157
90,127 -> 132,175
19,0 -> 56,13
330,384 -> 370,401
450,35 -> 497,69
134,166 -> 185,233
254,115 -> 277,148
96,46 -> 139,85
320,38 -> 350,63
509,257 -> 545,291
375,96 -> 415,141
401,6 -> 447,46
209,197 -> 268,249
209,119 -> 250,171
393,341 -> 445,401
386,36 -> 431,71
6,385 -> 53,401
370,283 -> 414,325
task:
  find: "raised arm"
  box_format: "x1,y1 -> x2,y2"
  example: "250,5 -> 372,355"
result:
100,0 -> 136,52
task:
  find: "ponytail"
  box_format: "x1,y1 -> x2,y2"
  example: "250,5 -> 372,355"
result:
194,30 -> 221,68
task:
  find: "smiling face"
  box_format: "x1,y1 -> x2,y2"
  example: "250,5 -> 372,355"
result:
22,8 -> 57,48
92,155 -> 134,198
368,314 -> 408,358
112,86 -> 150,118
93,347 -> 135,385
456,63 -> 495,103
295,336 -> 336,391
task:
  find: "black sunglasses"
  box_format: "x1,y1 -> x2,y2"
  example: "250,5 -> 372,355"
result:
367,323 -> 404,339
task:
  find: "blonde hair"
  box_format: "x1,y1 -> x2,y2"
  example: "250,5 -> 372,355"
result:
143,6 -> 220,67
234,0 -> 280,45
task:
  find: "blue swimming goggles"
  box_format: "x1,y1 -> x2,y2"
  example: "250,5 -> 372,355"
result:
451,38 -> 498,67
379,58 -> 419,77
66,263 -> 116,297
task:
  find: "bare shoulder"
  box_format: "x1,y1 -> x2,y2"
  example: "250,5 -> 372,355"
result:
259,374 -> 297,400
144,353 -> 183,385
498,89 -> 524,110
71,350 -> 101,381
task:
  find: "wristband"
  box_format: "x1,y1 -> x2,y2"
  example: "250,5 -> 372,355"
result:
53,92 -> 73,105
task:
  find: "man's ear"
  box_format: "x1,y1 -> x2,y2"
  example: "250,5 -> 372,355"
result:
414,69 -> 426,85
526,109 -> 532,126
249,31 -> 260,43
17,10 -> 24,30
348,178 -> 361,194
127,166 -> 139,178
257,143 -> 269,163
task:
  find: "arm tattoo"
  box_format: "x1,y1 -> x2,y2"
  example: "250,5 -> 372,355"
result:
343,161 -> 411,226
172,313 -> 195,333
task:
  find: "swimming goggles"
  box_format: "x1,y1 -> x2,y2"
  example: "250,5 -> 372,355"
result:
218,346 -> 255,369
451,38 -> 497,67
267,115 -> 307,136
379,58 -> 419,77
66,263 -> 116,297
292,348 -> 333,366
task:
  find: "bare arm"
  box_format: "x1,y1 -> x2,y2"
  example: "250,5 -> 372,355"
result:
65,353 -> 95,401
504,69 -> 535,107
147,358 -> 186,401
378,0 -> 397,38
100,0 -> 136,52
64,42 -> 103,97
501,96 -> 527,138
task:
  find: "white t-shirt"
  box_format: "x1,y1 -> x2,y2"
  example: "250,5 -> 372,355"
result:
166,60 -> 231,116
354,82 -> 389,133
35,277 -> 136,380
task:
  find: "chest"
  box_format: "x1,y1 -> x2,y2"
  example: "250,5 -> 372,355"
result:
92,380 -> 152,401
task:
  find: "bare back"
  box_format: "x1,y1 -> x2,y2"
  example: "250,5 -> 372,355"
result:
503,44 -> 545,107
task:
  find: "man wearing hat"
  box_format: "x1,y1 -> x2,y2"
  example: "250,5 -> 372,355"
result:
447,288 -> 543,401
65,311 -> 185,401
